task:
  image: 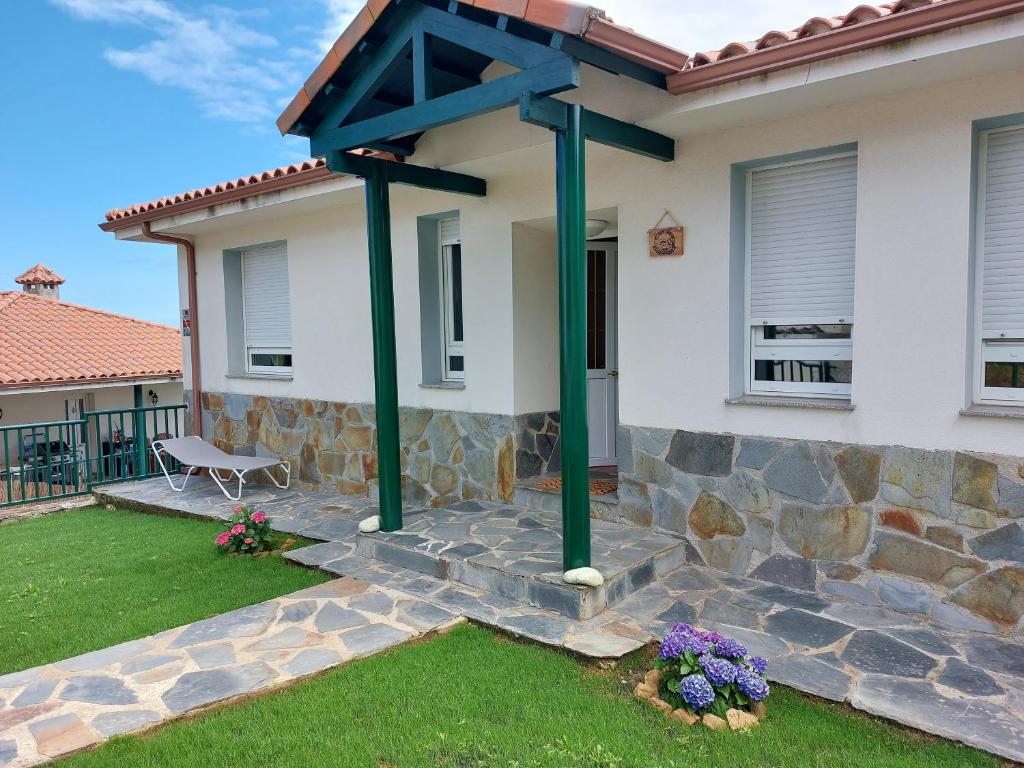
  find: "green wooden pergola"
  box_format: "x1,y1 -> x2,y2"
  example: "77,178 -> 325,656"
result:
287,0 -> 675,572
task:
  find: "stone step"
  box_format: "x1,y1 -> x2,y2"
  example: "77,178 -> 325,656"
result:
512,483 -> 620,523
354,518 -> 687,621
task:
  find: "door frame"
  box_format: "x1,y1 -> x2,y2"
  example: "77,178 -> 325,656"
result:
586,241 -> 618,466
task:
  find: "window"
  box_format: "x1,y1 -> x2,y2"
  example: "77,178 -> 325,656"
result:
438,217 -> 464,380
975,123 -> 1024,403
745,152 -> 858,398
241,244 -> 292,374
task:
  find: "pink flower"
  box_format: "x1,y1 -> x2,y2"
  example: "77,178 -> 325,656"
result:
230,524 -> 245,535
244,537 -> 254,544
215,532 -> 230,546
233,506 -> 242,514
251,512 -> 266,523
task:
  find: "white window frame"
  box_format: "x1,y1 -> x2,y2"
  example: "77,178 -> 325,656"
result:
744,151 -> 857,399
241,244 -> 293,376
439,218 -> 464,381
974,123 -> 1024,404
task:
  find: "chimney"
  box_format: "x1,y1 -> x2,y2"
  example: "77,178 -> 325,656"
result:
15,264 -> 64,300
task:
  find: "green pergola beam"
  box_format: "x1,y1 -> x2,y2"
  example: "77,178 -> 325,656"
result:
311,57 -> 578,155
519,93 -> 675,162
363,163 -> 404,532
326,151 -> 486,196
556,103 -> 590,570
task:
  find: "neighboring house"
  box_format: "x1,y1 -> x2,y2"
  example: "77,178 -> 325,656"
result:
101,0 -> 1024,625
0,264 -> 183,477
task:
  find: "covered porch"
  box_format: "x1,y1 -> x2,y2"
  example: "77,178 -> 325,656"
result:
281,0 -> 677,577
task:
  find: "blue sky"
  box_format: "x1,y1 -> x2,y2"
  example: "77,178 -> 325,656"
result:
0,0 -> 837,326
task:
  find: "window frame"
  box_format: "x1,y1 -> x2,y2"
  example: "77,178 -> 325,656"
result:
240,244 -> 293,376
438,218 -> 464,382
743,150 -> 858,399
973,121 -> 1024,405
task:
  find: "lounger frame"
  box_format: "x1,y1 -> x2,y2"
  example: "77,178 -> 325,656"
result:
152,438 -> 291,501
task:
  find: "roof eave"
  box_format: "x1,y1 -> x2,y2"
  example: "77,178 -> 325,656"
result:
667,0 -> 1024,94
100,165 -> 339,232
0,374 -> 183,394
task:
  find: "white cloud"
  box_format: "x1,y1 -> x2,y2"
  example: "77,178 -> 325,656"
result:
51,0 -> 301,123
316,0 -> 362,56
596,0 -> 848,53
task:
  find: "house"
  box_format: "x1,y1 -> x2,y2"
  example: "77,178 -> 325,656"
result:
101,0 -> 1024,627
0,264 -> 183,495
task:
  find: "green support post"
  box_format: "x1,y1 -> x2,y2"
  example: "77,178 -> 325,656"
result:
555,103 -> 590,571
363,163 -> 404,532
133,385 -> 146,479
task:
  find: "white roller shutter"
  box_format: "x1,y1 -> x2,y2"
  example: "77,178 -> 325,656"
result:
439,217 -> 461,245
242,245 -> 291,348
748,154 -> 858,325
981,125 -> 1024,338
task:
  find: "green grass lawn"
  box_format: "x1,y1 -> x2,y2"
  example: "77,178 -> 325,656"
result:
62,625 -> 997,768
0,507 -> 328,674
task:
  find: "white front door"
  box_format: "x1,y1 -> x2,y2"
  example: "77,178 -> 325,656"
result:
586,243 -> 617,466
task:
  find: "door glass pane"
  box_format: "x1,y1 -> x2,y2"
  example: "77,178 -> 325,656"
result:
587,250 -> 606,370
450,244 -> 463,343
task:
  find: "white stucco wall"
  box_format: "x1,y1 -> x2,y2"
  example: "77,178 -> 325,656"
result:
160,36 -> 1024,456
511,222 -> 559,414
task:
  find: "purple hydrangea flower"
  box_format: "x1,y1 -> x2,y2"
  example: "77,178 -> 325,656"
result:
679,674 -> 715,710
714,637 -> 748,659
736,668 -> 770,702
749,656 -> 769,675
699,654 -> 737,686
660,630 -> 710,660
659,632 -> 689,660
704,631 -> 724,644
671,622 -> 696,635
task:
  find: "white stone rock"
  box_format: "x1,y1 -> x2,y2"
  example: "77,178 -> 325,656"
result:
358,515 -> 381,533
563,567 -> 604,587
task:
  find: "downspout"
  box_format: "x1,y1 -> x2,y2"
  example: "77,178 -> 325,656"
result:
141,221 -> 203,438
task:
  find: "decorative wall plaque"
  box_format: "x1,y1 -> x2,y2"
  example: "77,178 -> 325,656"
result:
647,210 -> 684,257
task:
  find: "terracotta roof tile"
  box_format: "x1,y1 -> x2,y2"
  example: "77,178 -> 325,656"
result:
15,264 -> 65,286
102,158 -> 333,225
669,0 -> 1024,93
0,292 -> 182,389
103,0 -> 1024,232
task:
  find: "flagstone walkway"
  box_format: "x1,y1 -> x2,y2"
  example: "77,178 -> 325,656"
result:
0,578 -> 461,767
8,478 -> 1017,765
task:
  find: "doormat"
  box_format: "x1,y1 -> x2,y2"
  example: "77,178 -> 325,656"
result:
535,477 -> 618,496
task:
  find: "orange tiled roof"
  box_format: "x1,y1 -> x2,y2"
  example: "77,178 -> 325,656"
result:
668,0 -> 1023,93
102,158 -> 333,225
15,264 -> 65,286
102,0 -> 1023,230
0,291 -> 182,389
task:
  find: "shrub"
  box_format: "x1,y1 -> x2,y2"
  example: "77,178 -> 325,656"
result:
215,506 -> 272,555
653,623 -> 769,718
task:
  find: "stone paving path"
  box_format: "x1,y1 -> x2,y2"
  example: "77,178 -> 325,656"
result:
0,578 -> 460,767
79,480 -> 1024,762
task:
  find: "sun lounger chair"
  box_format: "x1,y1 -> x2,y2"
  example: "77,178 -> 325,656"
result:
152,436 -> 290,501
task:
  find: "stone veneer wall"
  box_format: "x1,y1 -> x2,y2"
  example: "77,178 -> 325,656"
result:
514,410 -> 560,479
200,392 -> 516,507
618,425 -> 1024,635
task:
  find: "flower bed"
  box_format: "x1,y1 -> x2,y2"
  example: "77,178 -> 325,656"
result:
215,505 -> 292,557
635,623 -> 769,731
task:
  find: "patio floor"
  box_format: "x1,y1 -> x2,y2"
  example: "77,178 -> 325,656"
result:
38,478 -> 1024,762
